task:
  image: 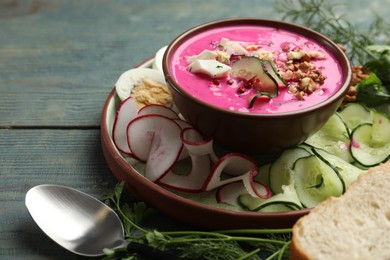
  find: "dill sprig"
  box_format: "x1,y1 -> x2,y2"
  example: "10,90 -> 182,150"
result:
274,0 -> 390,64
102,182 -> 292,260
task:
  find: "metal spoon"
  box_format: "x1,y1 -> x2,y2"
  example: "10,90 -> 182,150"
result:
25,184 -> 180,259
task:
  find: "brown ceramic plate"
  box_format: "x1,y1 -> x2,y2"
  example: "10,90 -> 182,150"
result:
100,58 -> 311,230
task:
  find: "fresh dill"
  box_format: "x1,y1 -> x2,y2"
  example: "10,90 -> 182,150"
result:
102,182 -> 292,260
274,0 -> 390,64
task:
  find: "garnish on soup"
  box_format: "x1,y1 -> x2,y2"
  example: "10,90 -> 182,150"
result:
171,26 -> 343,113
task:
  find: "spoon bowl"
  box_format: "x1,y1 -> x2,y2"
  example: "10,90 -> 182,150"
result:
25,184 -> 179,258
25,184 -> 125,256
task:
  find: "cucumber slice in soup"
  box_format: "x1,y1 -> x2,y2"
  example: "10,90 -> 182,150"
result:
262,60 -> 287,87
269,147 -> 311,194
231,57 -> 278,98
305,113 -> 353,163
339,102 -> 371,131
312,147 -> 363,188
293,155 -> 345,208
350,121 -> 390,167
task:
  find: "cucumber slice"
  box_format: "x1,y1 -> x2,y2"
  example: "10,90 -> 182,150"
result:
370,110 -> 390,146
231,57 -> 278,98
269,147 -> 311,194
262,60 -> 287,87
293,155 -> 345,208
350,121 -> 390,167
258,203 -> 298,213
339,102 -> 371,131
305,113 -> 353,163
239,184 -> 302,211
312,147 -> 363,188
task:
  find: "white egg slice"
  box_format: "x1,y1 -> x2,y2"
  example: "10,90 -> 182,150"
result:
152,46 -> 168,74
115,68 -> 166,101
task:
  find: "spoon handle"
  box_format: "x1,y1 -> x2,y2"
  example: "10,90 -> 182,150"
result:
127,242 -> 182,260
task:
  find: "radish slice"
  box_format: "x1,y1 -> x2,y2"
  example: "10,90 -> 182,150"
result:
112,97 -> 138,155
216,181 -> 246,206
138,104 -> 179,119
180,128 -> 214,156
221,154 -> 258,177
216,181 -> 271,206
158,155 -> 211,192
203,153 -> 259,195
126,114 -> 183,182
173,119 -> 193,130
158,128 -> 213,192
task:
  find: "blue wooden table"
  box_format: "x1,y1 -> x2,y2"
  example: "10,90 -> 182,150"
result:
0,0 -> 388,258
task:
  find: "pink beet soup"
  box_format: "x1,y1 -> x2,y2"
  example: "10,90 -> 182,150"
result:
170,25 -> 343,114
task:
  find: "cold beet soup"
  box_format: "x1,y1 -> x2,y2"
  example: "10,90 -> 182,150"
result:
170,25 -> 343,114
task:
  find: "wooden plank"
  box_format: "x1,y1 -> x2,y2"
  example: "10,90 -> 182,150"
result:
0,129 -> 119,258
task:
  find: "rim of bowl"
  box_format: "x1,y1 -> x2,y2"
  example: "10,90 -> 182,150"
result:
100,63 -> 312,228
163,18 -> 352,118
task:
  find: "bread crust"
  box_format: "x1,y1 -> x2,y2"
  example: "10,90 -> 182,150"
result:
289,161 -> 390,260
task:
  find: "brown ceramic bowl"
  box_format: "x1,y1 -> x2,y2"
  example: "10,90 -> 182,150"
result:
101,59 -> 312,230
163,18 -> 352,154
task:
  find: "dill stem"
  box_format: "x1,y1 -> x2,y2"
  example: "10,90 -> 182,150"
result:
237,248 -> 261,260
216,228 -> 292,235
162,235 -> 289,246
114,200 -> 149,234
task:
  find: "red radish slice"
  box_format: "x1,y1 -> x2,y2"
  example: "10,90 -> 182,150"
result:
158,154 -> 212,192
216,181 -> 271,206
158,127 -> 213,192
180,128 -> 214,156
173,119 -> 192,130
219,153 -> 258,177
216,181 -> 246,206
126,114 -> 183,182
203,153 -> 259,195
112,97 -> 138,155
138,104 -> 179,119
248,180 -> 272,199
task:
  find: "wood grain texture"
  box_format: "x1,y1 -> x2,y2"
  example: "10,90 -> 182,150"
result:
0,129 -> 117,259
0,0 -> 388,258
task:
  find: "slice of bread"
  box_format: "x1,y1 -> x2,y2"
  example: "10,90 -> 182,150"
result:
290,161 -> 390,260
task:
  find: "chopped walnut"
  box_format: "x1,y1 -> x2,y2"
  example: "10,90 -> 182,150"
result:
300,77 -> 317,94
340,65 -> 369,108
287,49 -> 306,60
298,61 -> 313,72
253,49 -> 274,61
245,45 -> 262,51
307,50 -> 325,60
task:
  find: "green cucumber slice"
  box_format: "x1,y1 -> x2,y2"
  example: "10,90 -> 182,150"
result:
239,184 -> 302,211
269,147 -> 311,194
231,57 -> 278,99
293,155 -> 345,208
305,113 -> 353,163
350,116 -> 390,167
258,203 -> 298,213
339,102 -> 371,132
262,60 -> 287,87
370,110 -> 390,146
312,147 -> 363,188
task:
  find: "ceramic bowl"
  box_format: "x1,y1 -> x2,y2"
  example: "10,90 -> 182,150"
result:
163,18 -> 352,154
101,59 -> 312,230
